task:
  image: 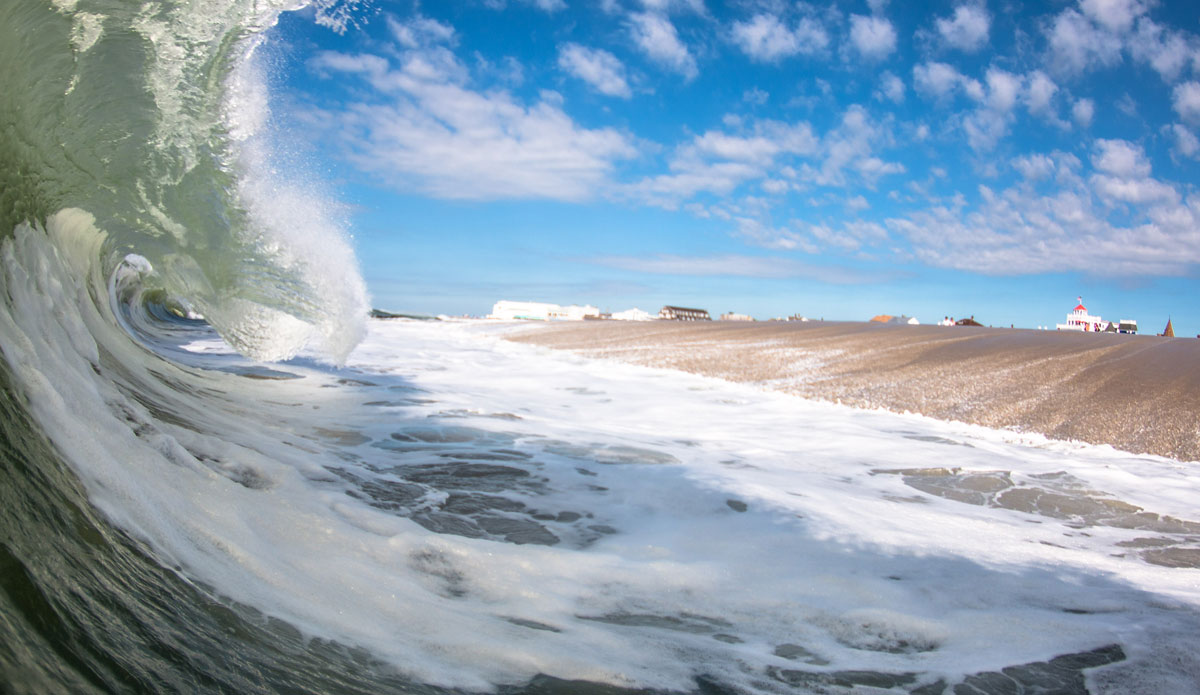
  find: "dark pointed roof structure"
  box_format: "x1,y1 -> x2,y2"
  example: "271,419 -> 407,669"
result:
1162,318 -> 1175,337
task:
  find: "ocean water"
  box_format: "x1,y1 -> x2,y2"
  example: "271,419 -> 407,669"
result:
2,1 -> 1200,693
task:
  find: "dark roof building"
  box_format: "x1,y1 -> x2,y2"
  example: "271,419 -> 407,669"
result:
659,306 -> 711,321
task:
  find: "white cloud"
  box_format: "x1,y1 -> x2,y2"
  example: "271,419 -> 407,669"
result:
984,68 -> 1022,113
628,11 -> 698,79
1169,124 -> 1200,158
963,109 -> 1011,152
1129,19 -> 1195,83
1090,174 -> 1180,205
593,253 -> 885,283
1088,139 -> 1178,206
1092,139 -> 1151,178
884,171 -> 1199,276
806,105 -> 904,186
743,87 -> 769,105
1012,153 -> 1056,181
308,49 -> 635,202
638,0 -> 706,14
626,120 -> 819,207
935,3 -> 990,52
388,16 -> 456,48
1079,0 -> 1150,34
912,61 -> 965,99
1073,98 -> 1095,127
877,71 -> 905,104
1045,9 -> 1123,76
1172,81 -> 1200,124
558,43 -> 632,98
762,178 -> 789,194
484,0 -> 567,10
849,14 -> 897,61
1116,93 -> 1139,117
731,13 -> 829,62
1024,70 -> 1064,124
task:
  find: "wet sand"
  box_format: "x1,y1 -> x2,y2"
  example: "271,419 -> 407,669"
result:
504,321 -> 1200,462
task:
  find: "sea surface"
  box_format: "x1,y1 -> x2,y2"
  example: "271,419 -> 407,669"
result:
3,1 -> 1200,693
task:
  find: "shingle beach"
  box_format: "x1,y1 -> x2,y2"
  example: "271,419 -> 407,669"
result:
505,320 -> 1200,462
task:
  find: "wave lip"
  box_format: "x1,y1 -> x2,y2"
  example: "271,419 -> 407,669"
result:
4,0 -> 368,366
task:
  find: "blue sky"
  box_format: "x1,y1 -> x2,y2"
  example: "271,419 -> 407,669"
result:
267,0 -> 1200,333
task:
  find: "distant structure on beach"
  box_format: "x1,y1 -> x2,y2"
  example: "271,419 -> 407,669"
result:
488,300 -> 599,321
1161,319 -> 1175,337
871,314 -> 919,325
720,312 -> 754,321
611,307 -> 654,321
659,306 -> 711,321
1056,297 -> 1104,331
955,316 -> 983,327
1054,297 -> 1137,333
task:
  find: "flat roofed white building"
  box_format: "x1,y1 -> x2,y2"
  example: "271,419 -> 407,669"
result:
488,300 -> 599,321
612,307 -> 654,321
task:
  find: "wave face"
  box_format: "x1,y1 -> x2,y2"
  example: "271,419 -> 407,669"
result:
3,1 -> 1200,694
0,0 -> 367,363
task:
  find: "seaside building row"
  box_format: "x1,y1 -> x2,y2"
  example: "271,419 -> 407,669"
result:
485,297 -> 1184,336
1054,298 -> 1138,334
489,301 -> 745,322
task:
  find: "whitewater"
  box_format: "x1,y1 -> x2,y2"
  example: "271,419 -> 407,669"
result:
2,0 -> 1200,693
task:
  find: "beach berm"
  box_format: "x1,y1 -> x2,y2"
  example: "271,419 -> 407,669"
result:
507,320 -> 1200,462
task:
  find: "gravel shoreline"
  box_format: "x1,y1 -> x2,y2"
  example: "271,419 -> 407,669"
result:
504,320 -> 1200,462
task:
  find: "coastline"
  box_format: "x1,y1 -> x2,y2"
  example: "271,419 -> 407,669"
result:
503,320 -> 1200,463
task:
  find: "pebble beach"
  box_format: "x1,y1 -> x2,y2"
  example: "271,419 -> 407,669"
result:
506,320 -> 1200,462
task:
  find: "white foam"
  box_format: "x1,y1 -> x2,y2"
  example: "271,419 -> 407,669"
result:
2,240 -> 1199,694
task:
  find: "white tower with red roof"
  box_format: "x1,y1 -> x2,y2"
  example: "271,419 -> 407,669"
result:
1055,297 -> 1104,331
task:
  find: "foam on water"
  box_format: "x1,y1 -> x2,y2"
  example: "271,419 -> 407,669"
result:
4,223 -> 1197,693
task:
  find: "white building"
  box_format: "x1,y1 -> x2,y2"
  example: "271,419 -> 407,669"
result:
549,304 -> 600,321
1056,297 -> 1104,332
488,300 -> 599,321
720,312 -> 754,321
611,307 -> 654,321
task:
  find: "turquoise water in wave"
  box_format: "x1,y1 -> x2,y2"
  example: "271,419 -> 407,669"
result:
3,1 -> 1200,694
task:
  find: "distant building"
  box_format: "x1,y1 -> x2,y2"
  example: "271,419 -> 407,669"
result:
720,312 -> 754,321
489,300 -> 599,321
956,316 -> 983,327
1117,320 -> 1138,334
887,315 -> 920,325
1161,319 -> 1175,337
611,307 -> 654,321
659,305 -> 711,321
1056,297 -> 1104,332
869,314 -> 893,323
